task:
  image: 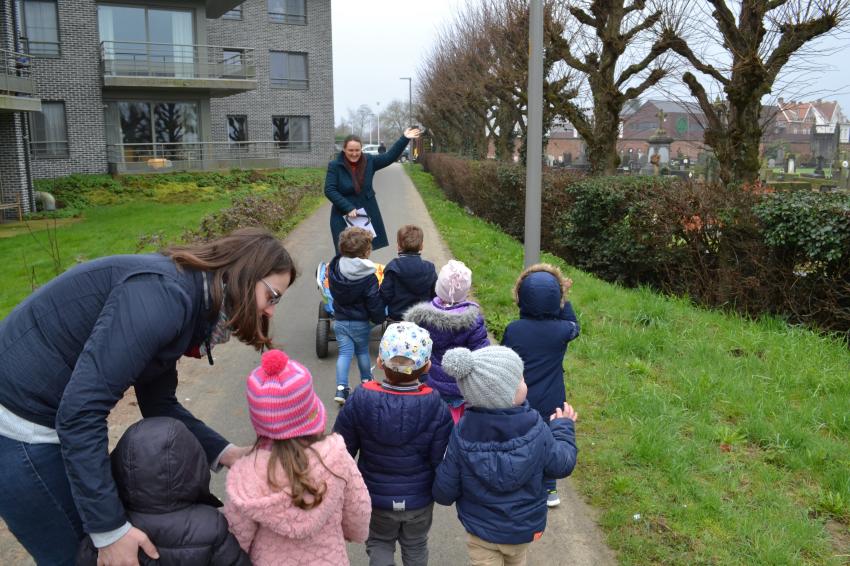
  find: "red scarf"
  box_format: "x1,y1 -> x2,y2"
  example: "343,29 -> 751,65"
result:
343,156 -> 367,195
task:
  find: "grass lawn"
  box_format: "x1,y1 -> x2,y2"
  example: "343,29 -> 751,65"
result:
406,164 -> 850,565
0,168 -> 325,319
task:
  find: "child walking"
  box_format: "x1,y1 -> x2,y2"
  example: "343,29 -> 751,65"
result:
334,322 -> 453,566
76,417 -> 250,565
223,350 -> 371,566
433,346 -> 578,566
404,260 -> 489,421
501,263 -> 580,508
329,226 -> 387,404
380,225 -> 438,321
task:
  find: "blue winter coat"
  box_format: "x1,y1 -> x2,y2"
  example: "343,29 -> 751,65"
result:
432,405 -> 577,544
327,255 -> 386,324
403,299 -> 490,400
325,136 -> 411,251
380,253 -> 438,320
0,254 -> 228,535
333,381 -> 453,511
501,272 -> 580,418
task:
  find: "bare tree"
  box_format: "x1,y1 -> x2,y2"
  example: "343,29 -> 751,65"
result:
552,0 -> 673,174
353,104 -> 374,139
381,99 -> 409,141
665,0 -> 850,183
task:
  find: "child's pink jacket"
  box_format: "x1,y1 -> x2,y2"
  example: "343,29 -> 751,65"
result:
223,433 -> 371,565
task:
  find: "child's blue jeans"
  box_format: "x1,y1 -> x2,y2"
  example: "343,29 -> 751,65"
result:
335,320 -> 373,388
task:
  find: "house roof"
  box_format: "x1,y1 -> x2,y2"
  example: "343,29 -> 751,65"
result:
645,99 -> 704,116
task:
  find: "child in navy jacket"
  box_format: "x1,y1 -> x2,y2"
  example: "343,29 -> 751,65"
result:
501,263 -> 580,507
433,346 -> 577,566
328,227 -> 386,404
380,225 -> 438,321
334,322 -> 453,566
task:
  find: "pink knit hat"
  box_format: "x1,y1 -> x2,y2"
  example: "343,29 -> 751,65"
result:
435,260 -> 472,305
246,350 -> 326,440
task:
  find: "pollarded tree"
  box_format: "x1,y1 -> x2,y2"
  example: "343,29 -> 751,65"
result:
552,0 -> 673,174
664,0 -> 849,184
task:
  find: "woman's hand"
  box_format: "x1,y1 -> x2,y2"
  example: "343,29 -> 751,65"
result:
347,209 -> 359,218
403,127 -> 422,139
97,527 -> 158,566
218,445 -> 252,468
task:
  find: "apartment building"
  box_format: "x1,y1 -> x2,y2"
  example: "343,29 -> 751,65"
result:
0,0 -> 333,217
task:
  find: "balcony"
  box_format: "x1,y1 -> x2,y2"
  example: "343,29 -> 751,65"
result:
0,48 -> 41,113
106,140 -> 313,174
100,42 -> 257,94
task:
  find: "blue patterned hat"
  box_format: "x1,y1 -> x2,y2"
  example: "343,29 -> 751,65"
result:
379,322 -> 433,374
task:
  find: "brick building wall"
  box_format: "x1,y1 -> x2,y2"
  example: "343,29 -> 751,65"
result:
207,0 -> 335,167
27,0 -> 107,180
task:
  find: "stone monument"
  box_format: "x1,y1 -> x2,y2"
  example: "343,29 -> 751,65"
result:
811,124 -> 839,177
644,109 -> 674,175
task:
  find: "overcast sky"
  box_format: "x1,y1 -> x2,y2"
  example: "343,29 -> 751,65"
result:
330,0 -> 850,124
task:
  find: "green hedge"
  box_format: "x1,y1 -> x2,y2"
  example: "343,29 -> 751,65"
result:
421,153 -> 850,339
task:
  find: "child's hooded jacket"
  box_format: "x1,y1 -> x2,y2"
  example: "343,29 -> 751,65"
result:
223,433 -> 371,566
501,268 -> 580,417
76,417 -> 249,565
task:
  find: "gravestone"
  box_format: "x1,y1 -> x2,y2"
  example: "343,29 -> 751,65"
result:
786,155 -> 796,174
644,109 -> 674,175
811,124 -> 839,176
768,158 -> 776,169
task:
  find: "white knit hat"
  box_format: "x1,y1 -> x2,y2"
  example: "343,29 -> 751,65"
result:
435,260 -> 472,305
442,346 -> 524,409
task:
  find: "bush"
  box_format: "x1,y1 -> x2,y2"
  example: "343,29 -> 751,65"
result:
420,153 -> 850,340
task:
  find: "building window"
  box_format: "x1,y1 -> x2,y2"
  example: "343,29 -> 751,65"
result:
228,115 -> 248,142
222,5 -> 242,20
30,101 -> 69,157
21,0 -> 60,56
268,0 -> 306,24
269,51 -> 307,89
272,116 -> 309,151
106,100 -> 199,162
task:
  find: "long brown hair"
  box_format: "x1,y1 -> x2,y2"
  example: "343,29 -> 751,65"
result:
255,434 -> 340,510
163,227 -> 297,350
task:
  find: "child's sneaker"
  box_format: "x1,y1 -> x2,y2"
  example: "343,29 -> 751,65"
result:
334,386 -> 350,405
547,489 -> 560,508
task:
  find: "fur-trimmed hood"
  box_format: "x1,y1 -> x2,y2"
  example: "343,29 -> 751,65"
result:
404,300 -> 481,332
513,263 -> 569,307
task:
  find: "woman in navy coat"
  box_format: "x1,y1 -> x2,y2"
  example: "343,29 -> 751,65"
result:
325,128 -> 421,251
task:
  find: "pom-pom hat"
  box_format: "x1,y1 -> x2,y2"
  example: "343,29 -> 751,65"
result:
246,349 -> 326,440
442,346 -> 524,409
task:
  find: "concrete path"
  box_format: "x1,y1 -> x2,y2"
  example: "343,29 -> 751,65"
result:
0,163 -> 618,565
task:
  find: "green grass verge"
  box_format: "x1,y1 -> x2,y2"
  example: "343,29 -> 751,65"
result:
0,168 -> 325,318
406,164 -> 850,565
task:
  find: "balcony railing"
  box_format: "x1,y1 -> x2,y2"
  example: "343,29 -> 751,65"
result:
268,11 -> 306,24
1,48 -> 37,96
100,41 -> 256,81
106,140 -> 316,173
30,140 -> 69,158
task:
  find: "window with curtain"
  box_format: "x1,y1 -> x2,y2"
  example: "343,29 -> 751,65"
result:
106,100 -> 199,162
269,51 -> 307,89
22,0 -> 60,56
268,0 -> 306,24
227,115 -> 248,142
30,101 -> 69,157
272,115 -> 309,151
98,6 -> 194,77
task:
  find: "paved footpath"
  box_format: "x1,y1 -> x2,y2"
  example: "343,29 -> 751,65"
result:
0,164 -> 617,565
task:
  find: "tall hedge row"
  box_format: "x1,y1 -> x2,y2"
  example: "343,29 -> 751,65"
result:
420,153 -> 850,339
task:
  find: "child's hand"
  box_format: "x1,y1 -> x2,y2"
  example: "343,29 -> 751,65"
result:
563,277 -> 573,295
550,402 -> 578,422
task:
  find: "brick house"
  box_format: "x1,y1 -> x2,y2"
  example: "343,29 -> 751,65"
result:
1,0 -> 333,217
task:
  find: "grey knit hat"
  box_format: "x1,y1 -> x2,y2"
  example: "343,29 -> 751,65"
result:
442,346 -> 524,409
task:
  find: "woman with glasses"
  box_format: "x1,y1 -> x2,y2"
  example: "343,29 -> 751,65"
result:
325,127 -> 421,252
0,227 -> 295,566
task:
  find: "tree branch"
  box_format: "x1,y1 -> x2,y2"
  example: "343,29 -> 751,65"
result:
617,35 -> 670,86
664,30 -> 730,85
765,13 -> 840,82
625,0 -> 647,14
706,0 -> 745,53
624,67 -> 666,100
569,6 -> 598,28
622,10 -> 662,44
681,72 -> 721,131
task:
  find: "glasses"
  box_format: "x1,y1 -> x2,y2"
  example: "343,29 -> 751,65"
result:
261,279 -> 282,306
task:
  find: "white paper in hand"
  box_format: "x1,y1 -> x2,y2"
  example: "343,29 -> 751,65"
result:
343,208 -> 377,239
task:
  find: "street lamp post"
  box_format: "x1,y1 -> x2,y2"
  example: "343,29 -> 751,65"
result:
524,0 -> 543,267
400,77 -> 412,126
376,101 -> 381,144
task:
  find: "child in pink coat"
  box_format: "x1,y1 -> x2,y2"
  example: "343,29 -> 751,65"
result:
224,349 -> 371,565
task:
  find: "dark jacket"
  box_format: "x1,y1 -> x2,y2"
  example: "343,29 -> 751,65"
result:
333,381 -> 453,511
328,255 -> 386,324
380,253 -> 438,320
432,405 -> 577,544
76,418 -> 249,566
325,136 -> 410,250
0,254 -> 228,535
404,300 -> 490,399
501,272 -> 580,418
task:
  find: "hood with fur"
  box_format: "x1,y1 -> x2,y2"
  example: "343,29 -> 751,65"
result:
404,300 -> 481,332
